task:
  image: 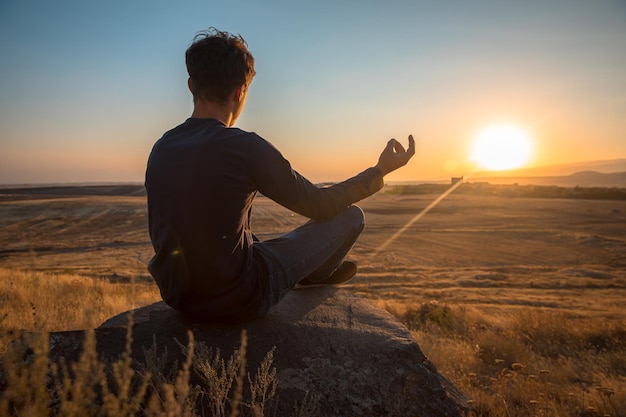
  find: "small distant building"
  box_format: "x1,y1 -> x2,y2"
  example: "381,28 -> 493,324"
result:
451,176 -> 464,185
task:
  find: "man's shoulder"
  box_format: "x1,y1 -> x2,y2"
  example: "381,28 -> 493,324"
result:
151,120 -> 280,162
223,127 -> 280,154
156,119 -> 255,145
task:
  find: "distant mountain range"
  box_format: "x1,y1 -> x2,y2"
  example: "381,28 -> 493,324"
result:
469,159 -> 626,187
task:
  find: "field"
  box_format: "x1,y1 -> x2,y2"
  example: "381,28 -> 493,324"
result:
1,184 -> 625,416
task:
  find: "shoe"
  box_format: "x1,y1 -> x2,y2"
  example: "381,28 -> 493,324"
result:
299,261 -> 358,286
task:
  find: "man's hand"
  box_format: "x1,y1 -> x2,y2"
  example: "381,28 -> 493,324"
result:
375,135 -> 416,176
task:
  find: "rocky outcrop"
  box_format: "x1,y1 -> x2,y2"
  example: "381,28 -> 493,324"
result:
21,287 -> 471,416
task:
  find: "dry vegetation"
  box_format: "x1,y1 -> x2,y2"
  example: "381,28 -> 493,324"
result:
0,270 -> 310,417
0,184 -> 625,416
380,300 -> 626,416
0,268 -> 160,352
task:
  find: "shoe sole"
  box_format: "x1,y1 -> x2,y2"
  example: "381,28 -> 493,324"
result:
298,261 -> 357,287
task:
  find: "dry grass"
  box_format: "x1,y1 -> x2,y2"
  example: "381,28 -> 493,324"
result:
0,268 -> 160,340
0,268 -> 316,417
2,268 -> 623,416
385,301 -> 626,417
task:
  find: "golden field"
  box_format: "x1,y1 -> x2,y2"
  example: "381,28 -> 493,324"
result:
0,184 -> 624,416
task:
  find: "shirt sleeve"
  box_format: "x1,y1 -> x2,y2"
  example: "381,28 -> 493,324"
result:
246,134 -> 384,220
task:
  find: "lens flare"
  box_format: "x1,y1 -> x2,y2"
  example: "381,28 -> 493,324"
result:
374,177 -> 467,254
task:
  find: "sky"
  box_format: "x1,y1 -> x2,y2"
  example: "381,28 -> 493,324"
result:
1,0 -> 625,185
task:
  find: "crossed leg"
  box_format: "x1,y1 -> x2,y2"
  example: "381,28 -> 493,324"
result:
251,205 -> 365,314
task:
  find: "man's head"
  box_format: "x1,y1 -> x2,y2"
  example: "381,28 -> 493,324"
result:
185,28 -> 255,105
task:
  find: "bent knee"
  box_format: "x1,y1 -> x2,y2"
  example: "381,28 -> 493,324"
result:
345,205 -> 365,228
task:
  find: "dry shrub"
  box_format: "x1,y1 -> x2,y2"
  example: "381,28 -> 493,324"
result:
143,331 -> 197,417
475,329 -> 529,371
1,326 -> 314,417
399,300 -> 475,337
0,331 -> 50,416
247,346 -> 277,417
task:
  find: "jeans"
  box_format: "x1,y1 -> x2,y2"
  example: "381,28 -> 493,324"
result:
251,205 -> 365,317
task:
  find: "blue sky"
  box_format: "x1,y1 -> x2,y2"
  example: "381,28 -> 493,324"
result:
1,0 -> 625,184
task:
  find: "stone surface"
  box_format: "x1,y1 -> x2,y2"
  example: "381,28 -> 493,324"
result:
29,287 -> 471,416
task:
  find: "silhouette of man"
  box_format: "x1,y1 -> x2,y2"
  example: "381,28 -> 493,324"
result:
145,28 -> 415,321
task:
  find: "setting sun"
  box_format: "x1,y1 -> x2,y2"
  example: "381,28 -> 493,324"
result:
470,123 -> 534,171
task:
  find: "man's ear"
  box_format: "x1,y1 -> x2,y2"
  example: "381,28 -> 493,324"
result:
233,84 -> 246,102
187,78 -> 194,94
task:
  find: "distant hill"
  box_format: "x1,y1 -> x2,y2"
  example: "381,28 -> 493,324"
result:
469,171 -> 626,188
469,159 -> 626,187
473,158 -> 626,178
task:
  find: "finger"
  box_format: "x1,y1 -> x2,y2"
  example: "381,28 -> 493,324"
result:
393,141 -> 405,153
407,134 -> 416,156
386,138 -> 397,151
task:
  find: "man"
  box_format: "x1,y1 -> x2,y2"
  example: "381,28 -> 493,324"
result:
145,28 -> 415,322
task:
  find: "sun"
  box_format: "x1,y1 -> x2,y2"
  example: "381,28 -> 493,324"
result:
470,123 -> 534,171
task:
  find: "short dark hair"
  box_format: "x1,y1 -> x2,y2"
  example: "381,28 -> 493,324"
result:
185,28 -> 255,104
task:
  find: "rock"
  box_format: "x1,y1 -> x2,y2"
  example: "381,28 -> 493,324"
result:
13,287 -> 471,416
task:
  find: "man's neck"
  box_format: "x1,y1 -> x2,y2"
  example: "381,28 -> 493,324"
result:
191,99 -> 235,127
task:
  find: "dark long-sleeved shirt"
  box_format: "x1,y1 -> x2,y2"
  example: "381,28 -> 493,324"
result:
145,118 -> 383,318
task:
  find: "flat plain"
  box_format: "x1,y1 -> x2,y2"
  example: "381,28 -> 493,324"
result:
1,184 -> 625,415
1,184 -> 625,319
